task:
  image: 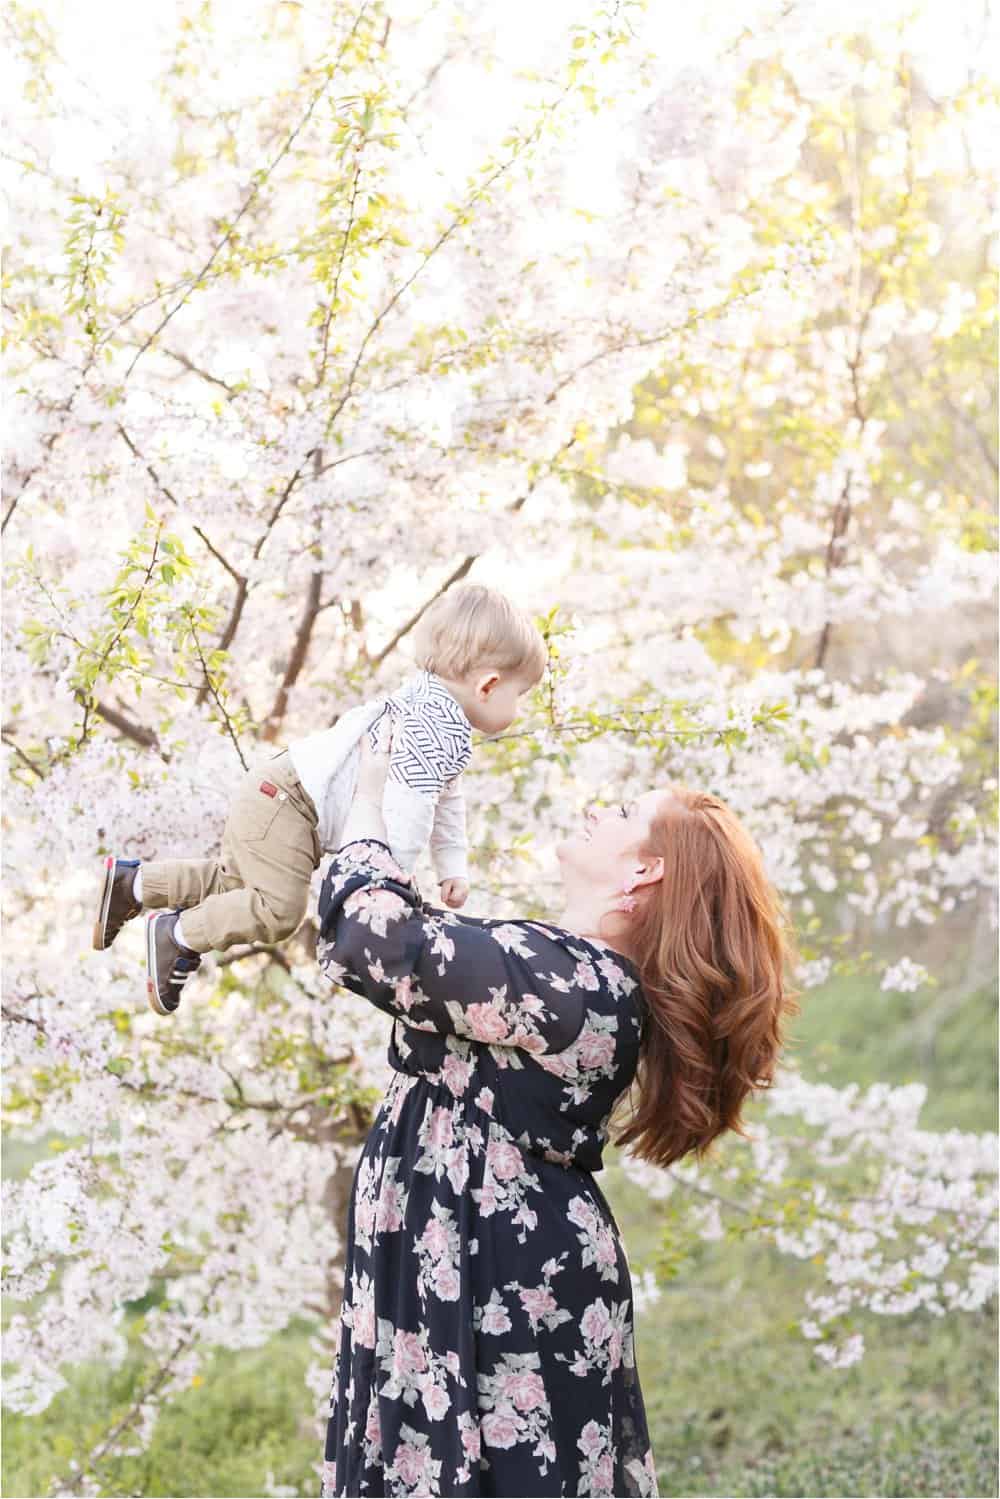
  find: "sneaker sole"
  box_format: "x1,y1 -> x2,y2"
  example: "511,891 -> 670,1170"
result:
145,913 -> 174,1016
92,856 -> 117,951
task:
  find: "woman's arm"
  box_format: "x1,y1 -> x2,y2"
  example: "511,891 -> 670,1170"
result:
317,842 -> 587,1054
338,715 -> 393,848
321,722 -> 588,1054
339,793 -> 388,849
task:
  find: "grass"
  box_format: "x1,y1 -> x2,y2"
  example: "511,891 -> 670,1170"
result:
1,1321 -> 323,1499
3,967 -> 996,1497
612,1168 -> 997,1498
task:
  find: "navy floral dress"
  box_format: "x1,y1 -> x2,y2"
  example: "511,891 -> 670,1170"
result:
316,839 -> 660,1499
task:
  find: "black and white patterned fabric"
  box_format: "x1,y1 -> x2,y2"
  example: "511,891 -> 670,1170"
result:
369,671 -> 473,794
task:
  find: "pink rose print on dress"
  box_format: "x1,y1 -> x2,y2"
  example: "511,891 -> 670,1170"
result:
625,1448 -> 661,1496
422,1381 -> 451,1420
390,972 -> 420,1013
464,999 -> 510,1043
502,1251 -> 573,1335
490,924 -> 538,957
481,1408 -> 522,1449
454,1410 -> 483,1486
420,1216 -> 450,1257
567,1193 -> 622,1283
413,1095 -> 475,1192
519,1285 -> 558,1325
556,1297 -> 635,1387
343,886 -> 409,937
477,1179 -> 499,1215
595,1451 -> 615,1492
445,1147 -> 470,1196
433,1263 -> 461,1301
395,1444 -> 424,1486
579,1421 -> 605,1459
474,1289 -> 513,1336
414,1201 -> 463,1305
385,1070 -> 416,1125
472,1125 -> 543,1242
426,1105 -> 454,1151
577,1028 -> 617,1070
502,1370 -> 547,1411
345,1270 -> 376,1349
440,1051 -> 473,1097
580,1299 -> 613,1344
376,1166 -> 406,1235
597,951 -> 640,999
352,1154 -> 408,1256
574,958 -> 601,990
577,1420 -> 617,1497
485,1137 -> 523,1181
477,1351 -> 556,1475
344,839 -> 411,886
394,1329 -> 428,1378
509,1025 -> 548,1055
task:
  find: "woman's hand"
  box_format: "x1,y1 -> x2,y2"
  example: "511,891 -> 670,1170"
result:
356,712 -> 395,801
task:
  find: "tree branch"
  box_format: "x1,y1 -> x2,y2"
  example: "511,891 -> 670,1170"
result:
365,437 -> 572,677
122,4 -> 375,382
1,731 -> 44,777
261,564 -> 324,739
93,698 -> 165,754
187,614 -> 248,770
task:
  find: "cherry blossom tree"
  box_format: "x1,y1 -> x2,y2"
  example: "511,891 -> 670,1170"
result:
3,0 -> 996,1490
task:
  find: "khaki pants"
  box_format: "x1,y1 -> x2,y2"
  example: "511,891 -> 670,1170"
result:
140,751 -> 321,953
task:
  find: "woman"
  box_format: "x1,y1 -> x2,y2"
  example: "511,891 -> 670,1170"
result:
318,722 -> 796,1498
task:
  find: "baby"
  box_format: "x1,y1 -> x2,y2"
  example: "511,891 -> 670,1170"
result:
93,583 -> 547,1015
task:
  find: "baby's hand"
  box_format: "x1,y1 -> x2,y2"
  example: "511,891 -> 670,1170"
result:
440,877 -> 469,909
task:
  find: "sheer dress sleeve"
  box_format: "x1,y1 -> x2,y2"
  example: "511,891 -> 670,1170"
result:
317,839 -> 587,1056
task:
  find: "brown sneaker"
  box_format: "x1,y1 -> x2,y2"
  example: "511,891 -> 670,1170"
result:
145,911 -> 201,1016
93,857 -> 142,950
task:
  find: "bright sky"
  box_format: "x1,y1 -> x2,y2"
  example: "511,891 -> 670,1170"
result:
13,0 -> 995,185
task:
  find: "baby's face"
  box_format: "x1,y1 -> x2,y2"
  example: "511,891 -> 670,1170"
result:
464,671 -> 535,736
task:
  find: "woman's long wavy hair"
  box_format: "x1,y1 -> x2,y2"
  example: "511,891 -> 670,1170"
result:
608,786 -> 800,1169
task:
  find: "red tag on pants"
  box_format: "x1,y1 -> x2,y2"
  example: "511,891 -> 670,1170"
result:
259,781 -> 278,797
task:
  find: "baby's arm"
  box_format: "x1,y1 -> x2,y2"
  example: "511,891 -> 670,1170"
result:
430,775 -> 469,907
376,699 -> 470,899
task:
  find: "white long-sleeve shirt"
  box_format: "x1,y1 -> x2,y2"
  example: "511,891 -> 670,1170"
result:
287,671 -> 473,881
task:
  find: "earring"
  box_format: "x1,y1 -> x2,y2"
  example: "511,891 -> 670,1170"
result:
617,894 -> 638,913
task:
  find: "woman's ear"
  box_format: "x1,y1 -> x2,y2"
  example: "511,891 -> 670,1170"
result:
633,856 -> 663,889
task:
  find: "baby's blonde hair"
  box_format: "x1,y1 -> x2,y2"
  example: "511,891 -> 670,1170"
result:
412,583 -> 548,684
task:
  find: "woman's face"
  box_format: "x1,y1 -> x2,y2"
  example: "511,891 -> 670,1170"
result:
556,789 -> 672,889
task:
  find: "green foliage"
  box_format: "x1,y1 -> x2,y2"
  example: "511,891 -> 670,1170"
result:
17,508 -> 255,762
2,1318 -> 323,1499
63,189 -> 127,346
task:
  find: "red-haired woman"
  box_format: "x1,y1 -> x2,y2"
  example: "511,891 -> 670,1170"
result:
317,721 -> 797,1498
